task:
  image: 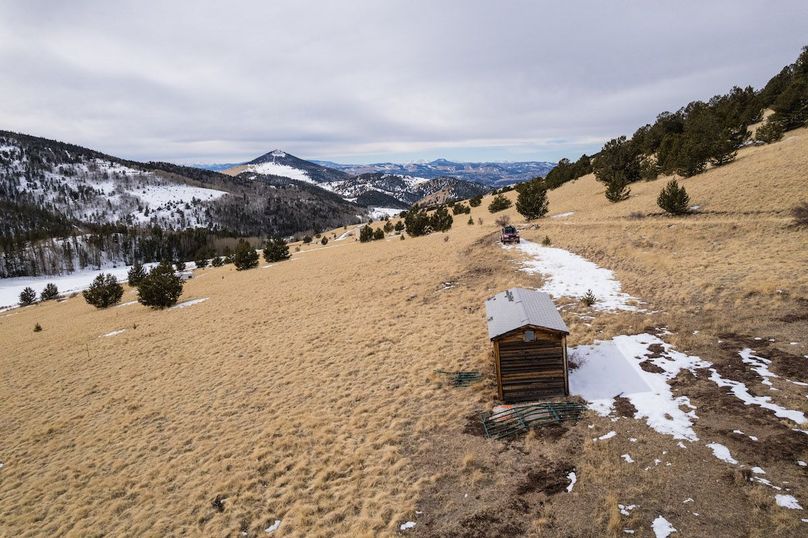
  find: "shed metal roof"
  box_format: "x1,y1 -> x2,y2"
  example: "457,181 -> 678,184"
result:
485,288 -> 569,339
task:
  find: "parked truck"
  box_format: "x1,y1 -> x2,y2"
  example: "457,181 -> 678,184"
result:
500,225 -> 520,244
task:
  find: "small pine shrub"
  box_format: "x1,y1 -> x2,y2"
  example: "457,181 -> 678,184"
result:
400,235 -> 405,240
174,260 -> 186,272
657,179 -> 691,215
302,235 -> 312,244
83,274 -> 124,308
581,289 -> 596,307
127,262 -> 147,286
233,239 -> 259,270
40,283 -> 60,301
467,216 -> 474,225
383,221 -> 394,233
394,221 -> 405,232
19,287 -> 37,306
321,236 -> 328,246
34,322 -> 42,332
372,228 -> 385,240
429,206 -> 453,232
488,194 -> 512,213
195,257 -> 210,269
359,225 -> 374,242
211,256 -> 224,267
469,195 -> 482,207
792,202 -> 808,228
263,236 -> 291,262
137,261 -> 183,308
755,120 -> 784,144
541,236 -> 551,246
604,179 -> 630,203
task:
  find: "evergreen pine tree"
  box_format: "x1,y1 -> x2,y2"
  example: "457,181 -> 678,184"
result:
195,256 -> 209,268
372,228 -> 385,240
40,283 -> 59,301
469,195 -> 483,207
604,178 -> 631,203
404,209 -> 431,236
467,216 -> 474,225
359,225 -> 374,242
83,273 -> 124,308
657,179 -> 691,215
174,260 -> 186,272
233,239 -> 259,270
19,286 -> 37,306
429,206 -> 453,232
487,194 -> 512,213
211,256 -> 224,267
755,120 -> 785,143
383,220 -> 394,233
394,221 -> 405,232
515,180 -> 549,220
127,262 -> 147,287
137,261 -> 184,308
263,236 -> 291,262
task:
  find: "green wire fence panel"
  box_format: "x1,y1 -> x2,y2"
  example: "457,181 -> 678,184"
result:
435,370 -> 483,387
480,402 -> 587,440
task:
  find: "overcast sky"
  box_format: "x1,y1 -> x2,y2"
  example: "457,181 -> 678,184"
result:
1,1 -> 806,165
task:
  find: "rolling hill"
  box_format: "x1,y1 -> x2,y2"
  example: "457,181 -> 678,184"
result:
3,125 -> 806,536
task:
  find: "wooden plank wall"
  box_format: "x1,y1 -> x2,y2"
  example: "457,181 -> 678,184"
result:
495,329 -> 566,402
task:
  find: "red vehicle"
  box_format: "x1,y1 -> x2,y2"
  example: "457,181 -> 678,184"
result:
500,225 -> 520,244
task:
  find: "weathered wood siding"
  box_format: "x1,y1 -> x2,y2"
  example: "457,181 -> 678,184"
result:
494,328 -> 567,402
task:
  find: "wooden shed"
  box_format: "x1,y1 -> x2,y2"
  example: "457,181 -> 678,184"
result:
485,288 -> 570,403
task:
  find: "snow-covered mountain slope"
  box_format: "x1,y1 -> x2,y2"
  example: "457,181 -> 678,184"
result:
222,149 -> 350,185
220,150 -> 491,208
0,132 -> 227,229
312,158 -> 557,187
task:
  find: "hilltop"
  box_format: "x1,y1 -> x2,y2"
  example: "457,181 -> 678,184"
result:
1,123 -> 806,536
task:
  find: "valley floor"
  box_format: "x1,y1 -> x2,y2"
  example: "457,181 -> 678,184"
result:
1,128 -> 807,537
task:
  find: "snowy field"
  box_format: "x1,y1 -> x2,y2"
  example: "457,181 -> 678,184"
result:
0,261 -> 170,309
510,240 -> 642,311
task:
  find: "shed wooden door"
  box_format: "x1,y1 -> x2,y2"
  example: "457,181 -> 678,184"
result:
497,338 -> 566,402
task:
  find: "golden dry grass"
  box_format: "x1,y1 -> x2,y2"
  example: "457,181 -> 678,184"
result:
1,127 -> 807,536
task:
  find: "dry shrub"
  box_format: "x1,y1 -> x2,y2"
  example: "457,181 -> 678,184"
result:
495,215 -> 510,227
792,201 -> 808,227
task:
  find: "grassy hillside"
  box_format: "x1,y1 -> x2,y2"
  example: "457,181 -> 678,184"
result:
1,128 -> 806,536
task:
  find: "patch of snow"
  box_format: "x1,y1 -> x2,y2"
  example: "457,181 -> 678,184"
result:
619,504 -> 638,516
775,494 -> 803,509
652,516 -> 677,537
570,334 -> 708,440
798,461 -> 806,467
551,211 -> 575,219
0,261 -> 160,310
706,443 -> 738,464
511,241 -> 641,311
172,297 -> 209,309
264,519 -> 282,533
248,162 -> 311,182
753,477 -> 781,490
369,207 -> 403,219
622,454 -> 634,463
739,348 -> 778,386
566,471 -> 577,492
116,300 -> 138,308
708,369 -> 806,425
752,466 -> 766,475
400,521 -> 416,531
101,329 -> 126,338
683,498 -> 693,504
598,431 -> 617,441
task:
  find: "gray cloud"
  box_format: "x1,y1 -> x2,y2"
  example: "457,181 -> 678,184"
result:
1,0 -> 806,163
